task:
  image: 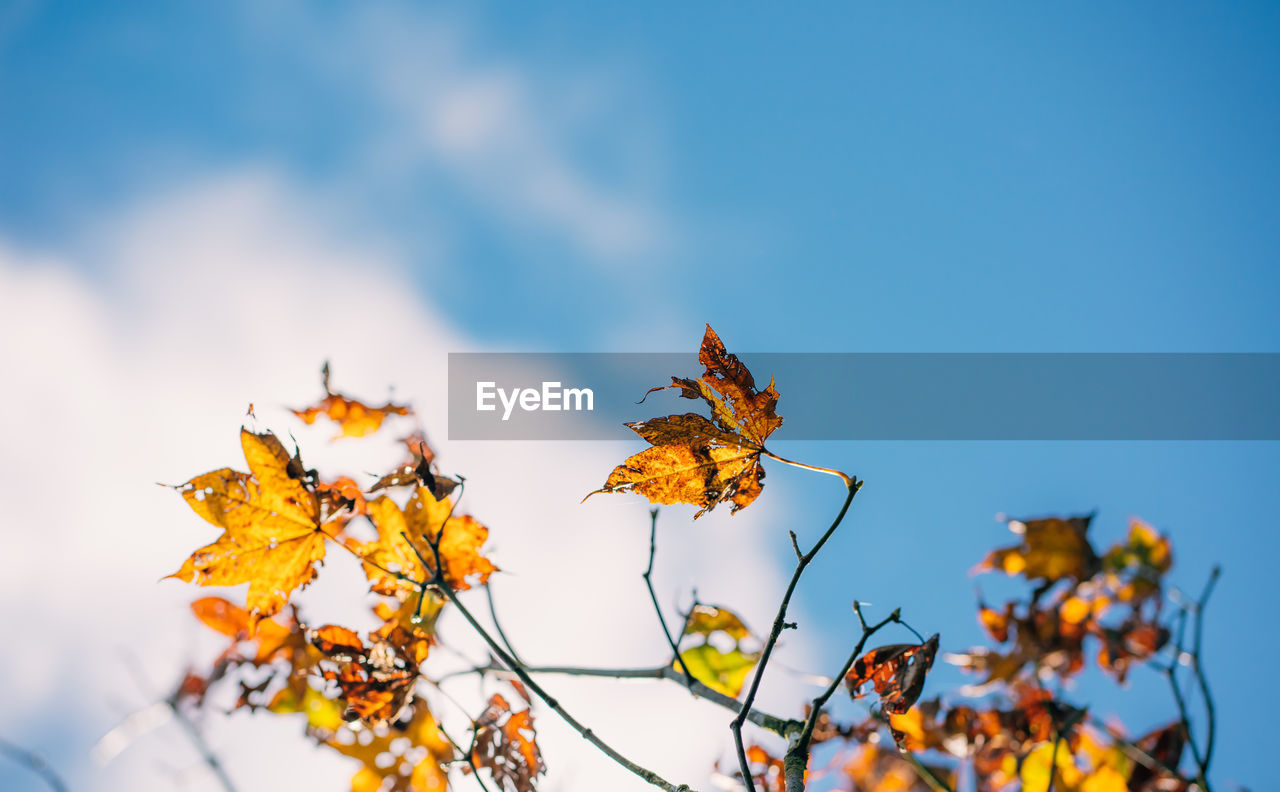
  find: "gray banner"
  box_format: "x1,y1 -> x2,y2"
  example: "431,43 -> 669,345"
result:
447,353 -> 1280,440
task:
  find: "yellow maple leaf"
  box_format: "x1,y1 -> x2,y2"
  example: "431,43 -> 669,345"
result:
169,429 -> 331,629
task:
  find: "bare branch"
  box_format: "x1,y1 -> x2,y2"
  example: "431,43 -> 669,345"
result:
731,475 -> 861,792
645,508 -> 694,683
0,738 -> 69,792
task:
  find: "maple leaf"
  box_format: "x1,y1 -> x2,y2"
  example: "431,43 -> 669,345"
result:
588,325 -> 783,517
845,634 -> 940,718
357,486 -> 496,595
471,693 -> 545,792
327,702 -> 454,792
292,362 -> 412,439
169,429 -> 332,629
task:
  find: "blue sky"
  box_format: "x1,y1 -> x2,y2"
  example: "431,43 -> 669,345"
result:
1,2 -> 1277,791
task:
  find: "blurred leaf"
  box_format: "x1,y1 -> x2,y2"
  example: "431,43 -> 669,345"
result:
677,643 -> 759,698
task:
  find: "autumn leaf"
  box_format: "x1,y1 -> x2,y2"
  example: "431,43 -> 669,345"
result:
327,702 -> 454,792
357,486 -> 496,595
190,596 -> 294,663
845,634 -> 939,717
736,745 -> 787,792
588,325 -> 782,517
1101,518 -> 1172,603
168,429 -> 332,629
310,624 -> 420,727
978,515 -> 1100,583
845,744 -> 955,792
683,603 -> 753,641
472,693 -> 545,792
292,362 -> 412,439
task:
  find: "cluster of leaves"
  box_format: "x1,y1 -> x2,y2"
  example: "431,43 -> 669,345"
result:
157,329 -> 1220,792
166,368 -> 543,792
766,512 -> 1209,792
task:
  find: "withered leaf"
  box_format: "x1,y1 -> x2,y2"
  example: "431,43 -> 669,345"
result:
168,429 -> 332,629
310,624 -> 420,727
471,693 -> 545,792
588,324 -> 782,518
845,634 -> 940,717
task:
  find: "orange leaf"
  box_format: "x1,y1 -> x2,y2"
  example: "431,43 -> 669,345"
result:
292,362 -> 412,439
588,325 -> 782,518
471,694 -> 545,792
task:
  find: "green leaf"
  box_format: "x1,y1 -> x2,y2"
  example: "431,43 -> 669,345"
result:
270,685 -> 345,733
677,644 -> 760,698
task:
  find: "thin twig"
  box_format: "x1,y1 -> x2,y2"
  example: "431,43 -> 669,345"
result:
438,662 -> 801,736
0,738 -> 69,792
731,475 -> 861,792
166,699 -> 240,792
793,604 -> 898,752
645,508 -> 695,683
1166,608 -> 1206,780
1087,717 -> 1185,781
1191,566 -> 1220,782
898,750 -> 951,792
485,581 -> 528,667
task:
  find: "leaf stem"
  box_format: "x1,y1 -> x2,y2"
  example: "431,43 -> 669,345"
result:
761,450 -> 852,489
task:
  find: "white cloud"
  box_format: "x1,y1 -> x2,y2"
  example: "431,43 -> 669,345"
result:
0,171 -> 809,792
243,0 -> 671,264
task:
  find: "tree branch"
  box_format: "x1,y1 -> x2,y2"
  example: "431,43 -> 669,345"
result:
645,508 -> 695,684
1190,566 -> 1220,781
731,473 -> 861,792
0,738 -> 69,792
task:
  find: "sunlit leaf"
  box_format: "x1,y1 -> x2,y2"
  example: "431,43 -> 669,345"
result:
677,643 -> 759,698
168,429 -> 331,629
588,325 -> 782,517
